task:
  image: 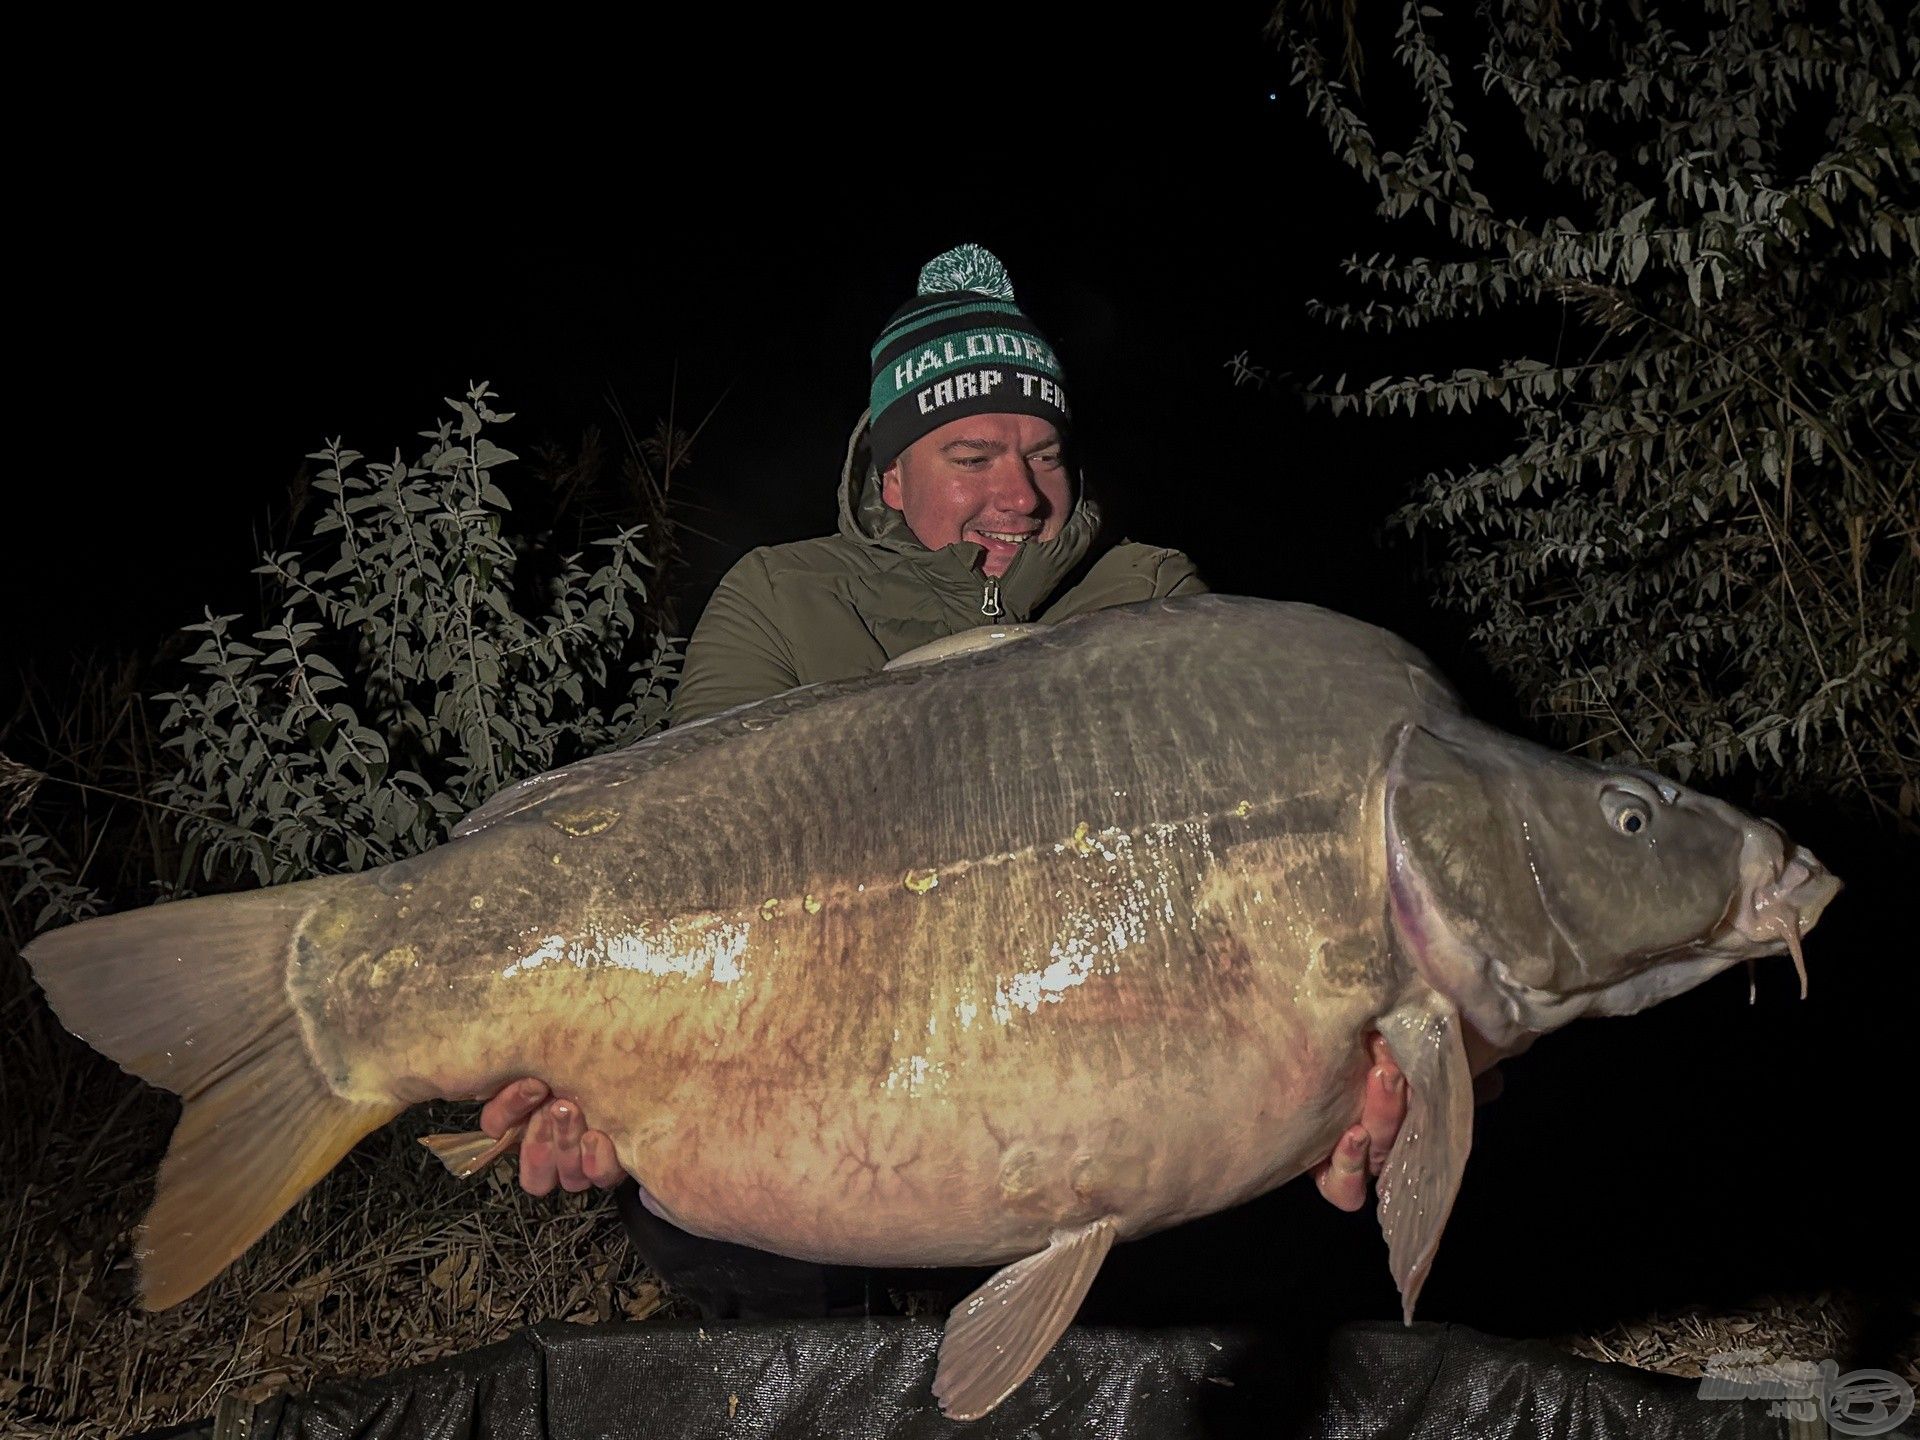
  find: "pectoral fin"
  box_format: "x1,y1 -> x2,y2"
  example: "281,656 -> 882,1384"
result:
932,1216 -> 1117,1421
1375,994 -> 1476,1322
419,1124 -> 524,1179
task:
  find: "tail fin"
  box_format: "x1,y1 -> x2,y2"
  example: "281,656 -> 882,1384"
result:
23,878 -> 402,1308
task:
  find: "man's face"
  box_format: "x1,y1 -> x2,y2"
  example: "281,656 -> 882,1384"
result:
880,413 -> 1071,578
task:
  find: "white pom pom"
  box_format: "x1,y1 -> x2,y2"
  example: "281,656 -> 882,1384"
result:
917,244 -> 1015,301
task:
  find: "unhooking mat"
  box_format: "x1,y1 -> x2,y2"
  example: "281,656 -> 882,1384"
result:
146,1318 -> 1805,1439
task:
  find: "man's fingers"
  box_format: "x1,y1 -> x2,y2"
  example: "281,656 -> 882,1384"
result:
581,1131 -> 628,1189
1366,1033 -> 1396,1071
1360,1058 -> 1407,1177
1312,1127 -> 1371,1212
480,1077 -> 550,1139
551,1102 -> 593,1193
510,1096 -> 615,1196
518,1108 -> 558,1196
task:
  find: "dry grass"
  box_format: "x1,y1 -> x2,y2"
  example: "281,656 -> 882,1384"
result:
1558,1291 -> 1919,1386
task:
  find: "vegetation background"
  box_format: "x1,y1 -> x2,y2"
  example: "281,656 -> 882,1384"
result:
3,2 -> 1913,1433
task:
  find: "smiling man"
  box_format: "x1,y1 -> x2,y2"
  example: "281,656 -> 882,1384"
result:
663,244 -> 1208,724
480,245 -> 1409,1317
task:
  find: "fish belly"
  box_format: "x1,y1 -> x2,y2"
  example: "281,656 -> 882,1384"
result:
605,1010 -> 1381,1269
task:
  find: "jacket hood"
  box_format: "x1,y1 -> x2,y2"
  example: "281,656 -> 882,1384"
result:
833,410 -> 1102,622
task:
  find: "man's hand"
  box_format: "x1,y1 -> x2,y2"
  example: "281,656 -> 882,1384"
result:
1312,1033 -> 1407,1212
1311,1028 -> 1510,1212
479,1078 -> 628,1195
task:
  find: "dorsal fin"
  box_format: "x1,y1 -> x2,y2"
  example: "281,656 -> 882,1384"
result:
453,671 -> 896,838
883,624 -> 1047,671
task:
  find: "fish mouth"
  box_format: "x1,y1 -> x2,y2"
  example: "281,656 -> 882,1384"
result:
1719,829 -> 1842,999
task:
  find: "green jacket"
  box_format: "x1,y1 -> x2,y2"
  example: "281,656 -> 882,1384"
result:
668,416 -> 1207,725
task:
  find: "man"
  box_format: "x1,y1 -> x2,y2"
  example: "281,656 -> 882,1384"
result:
478,245 -> 1410,1314
668,241 -> 1209,717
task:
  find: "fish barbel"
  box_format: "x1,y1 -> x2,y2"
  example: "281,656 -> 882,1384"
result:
24,596 -> 1839,1419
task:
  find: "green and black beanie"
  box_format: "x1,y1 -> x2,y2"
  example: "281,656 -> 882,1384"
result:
868,244 -> 1072,470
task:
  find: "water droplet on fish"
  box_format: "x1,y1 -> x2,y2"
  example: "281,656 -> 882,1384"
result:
903,867 -> 939,895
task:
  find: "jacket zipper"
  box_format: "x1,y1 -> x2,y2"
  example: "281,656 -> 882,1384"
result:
980,577 -> 1003,618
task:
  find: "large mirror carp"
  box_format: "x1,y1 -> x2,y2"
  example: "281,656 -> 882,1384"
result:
24,596 -> 1840,1420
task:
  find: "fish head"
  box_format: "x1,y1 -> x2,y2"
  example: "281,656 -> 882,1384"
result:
1385,719 -> 1840,1046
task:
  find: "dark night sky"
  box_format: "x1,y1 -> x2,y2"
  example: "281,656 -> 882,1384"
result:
10,10 -> 1913,1358
16,8 -> 1480,671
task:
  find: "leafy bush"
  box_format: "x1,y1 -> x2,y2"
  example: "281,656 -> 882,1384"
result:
1274,0 -> 1919,821
1,384 -> 679,931
154,383 -> 677,889
0,830 -> 102,935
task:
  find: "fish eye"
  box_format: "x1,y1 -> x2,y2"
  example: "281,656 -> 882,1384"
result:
1601,789 -> 1653,837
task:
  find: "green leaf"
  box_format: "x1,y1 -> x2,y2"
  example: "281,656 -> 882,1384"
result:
474,440 -> 518,471
1623,234 -> 1650,282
